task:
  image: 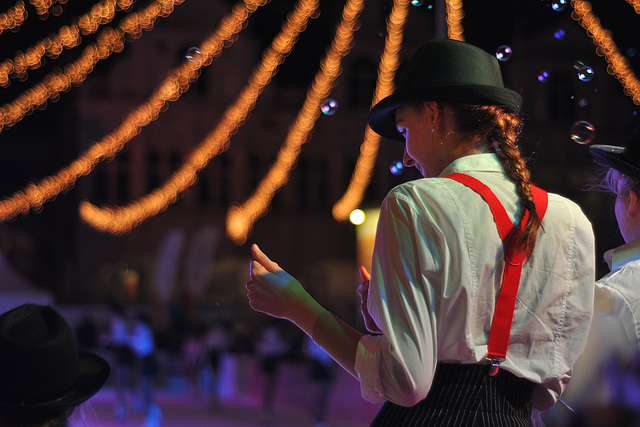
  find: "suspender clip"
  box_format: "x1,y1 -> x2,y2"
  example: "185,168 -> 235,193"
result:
486,357 -> 503,376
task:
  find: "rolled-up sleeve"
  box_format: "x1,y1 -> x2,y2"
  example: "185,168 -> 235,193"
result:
354,189 -> 441,406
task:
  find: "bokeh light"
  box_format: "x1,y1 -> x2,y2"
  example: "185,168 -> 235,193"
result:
551,0 -> 567,12
537,71 -> 549,82
577,64 -> 595,82
390,160 -> 404,175
495,45 -> 512,62
349,209 -> 365,225
320,98 -> 339,116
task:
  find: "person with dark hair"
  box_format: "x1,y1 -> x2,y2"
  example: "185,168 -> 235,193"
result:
246,38 -> 595,426
0,303 -> 110,427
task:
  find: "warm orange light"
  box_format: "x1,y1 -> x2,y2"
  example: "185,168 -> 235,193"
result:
571,0 -> 640,105
226,0 -> 366,244
0,2 -> 27,35
0,0 -> 267,223
331,0 -> 410,222
80,0 -> 311,235
446,0 -> 465,41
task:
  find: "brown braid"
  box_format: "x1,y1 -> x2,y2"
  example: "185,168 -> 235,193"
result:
447,103 -> 543,262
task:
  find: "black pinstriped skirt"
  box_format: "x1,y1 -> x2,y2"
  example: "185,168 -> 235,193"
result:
370,363 -> 535,427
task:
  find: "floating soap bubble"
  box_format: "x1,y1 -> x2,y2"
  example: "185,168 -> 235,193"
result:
551,0 -> 567,11
570,120 -> 595,144
553,28 -> 565,40
390,161 -> 404,176
578,98 -> 588,108
411,0 -> 424,6
577,65 -> 594,82
537,71 -> 549,82
627,47 -> 638,57
320,98 -> 338,116
495,45 -> 512,62
185,47 -> 203,62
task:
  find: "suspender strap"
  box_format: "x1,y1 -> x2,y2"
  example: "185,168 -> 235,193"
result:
446,173 -> 548,375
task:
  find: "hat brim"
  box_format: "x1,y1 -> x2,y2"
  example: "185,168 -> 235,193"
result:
4,350 -> 111,409
368,84 -> 523,142
589,144 -> 640,180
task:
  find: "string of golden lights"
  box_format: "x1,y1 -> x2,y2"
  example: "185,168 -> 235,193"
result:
0,0 -> 136,86
445,0 -> 464,41
0,0 -> 639,243
331,0 -> 410,222
571,0 -> 640,105
226,0 -> 368,243
0,2 -> 27,35
0,0 -> 266,221
81,0 -> 317,235
0,0 -> 185,132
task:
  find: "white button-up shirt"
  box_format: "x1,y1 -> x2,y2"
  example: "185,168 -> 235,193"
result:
354,153 -> 595,411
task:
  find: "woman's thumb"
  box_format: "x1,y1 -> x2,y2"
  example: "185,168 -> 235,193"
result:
359,266 -> 371,281
251,244 -> 280,272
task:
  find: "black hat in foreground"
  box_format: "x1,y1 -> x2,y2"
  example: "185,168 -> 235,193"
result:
0,304 -> 110,410
368,38 -> 523,141
589,126 -> 640,180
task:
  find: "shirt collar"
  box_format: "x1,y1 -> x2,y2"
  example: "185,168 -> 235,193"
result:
440,153 -> 503,177
603,237 -> 640,271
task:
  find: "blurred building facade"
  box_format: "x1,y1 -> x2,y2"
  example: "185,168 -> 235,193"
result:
0,0 -> 637,324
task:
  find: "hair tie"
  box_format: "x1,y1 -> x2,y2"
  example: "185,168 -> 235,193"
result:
524,199 -> 536,212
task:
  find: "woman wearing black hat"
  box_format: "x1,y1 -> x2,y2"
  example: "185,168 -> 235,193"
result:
0,303 -> 110,427
246,39 -> 595,426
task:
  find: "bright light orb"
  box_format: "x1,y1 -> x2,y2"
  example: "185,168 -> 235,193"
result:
551,0 -> 567,12
495,45 -> 512,62
576,65 -> 594,82
390,160 -> 404,175
349,209 -> 365,225
553,28 -> 565,40
570,120 -> 596,144
320,98 -> 338,116
537,71 -> 549,82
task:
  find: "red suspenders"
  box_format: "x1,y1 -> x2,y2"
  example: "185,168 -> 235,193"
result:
446,173 -> 549,376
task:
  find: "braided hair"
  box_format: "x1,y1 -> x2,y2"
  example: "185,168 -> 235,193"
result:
447,103 -> 543,262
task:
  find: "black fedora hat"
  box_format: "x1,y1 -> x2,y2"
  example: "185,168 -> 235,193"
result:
0,304 -> 110,410
368,38 -> 523,141
589,125 -> 640,180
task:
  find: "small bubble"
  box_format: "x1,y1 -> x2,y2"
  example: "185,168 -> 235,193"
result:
573,60 -> 585,70
627,47 -> 638,57
537,71 -> 549,82
577,65 -> 594,82
495,45 -> 512,62
320,98 -> 338,116
578,98 -> 589,108
551,0 -> 567,11
553,28 -> 565,40
185,47 -> 203,62
570,120 -> 596,144
390,161 -> 404,175
411,0 -> 424,5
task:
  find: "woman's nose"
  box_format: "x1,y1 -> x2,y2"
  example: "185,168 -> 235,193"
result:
403,150 -> 415,168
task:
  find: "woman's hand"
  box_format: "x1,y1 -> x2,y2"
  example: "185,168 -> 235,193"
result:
246,244 -> 311,321
357,266 -> 381,334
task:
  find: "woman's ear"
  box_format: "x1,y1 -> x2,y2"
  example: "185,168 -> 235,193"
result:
422,101 -> 441,130
628,189 -> 640,218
